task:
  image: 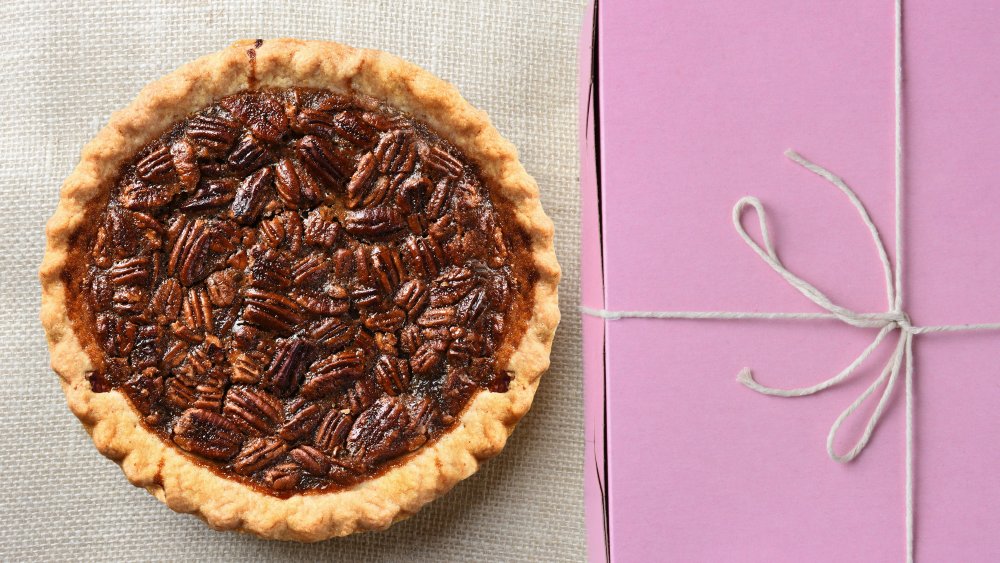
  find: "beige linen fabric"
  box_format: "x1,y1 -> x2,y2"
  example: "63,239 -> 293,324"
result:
0,1 -> 585,560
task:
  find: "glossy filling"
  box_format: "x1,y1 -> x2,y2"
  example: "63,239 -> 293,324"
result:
69,87 -> 535,495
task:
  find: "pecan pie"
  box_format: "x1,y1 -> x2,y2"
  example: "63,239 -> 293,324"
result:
39,39 -> 559,540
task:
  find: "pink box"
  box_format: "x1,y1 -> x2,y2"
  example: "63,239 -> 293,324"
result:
581,1 -> 1000,561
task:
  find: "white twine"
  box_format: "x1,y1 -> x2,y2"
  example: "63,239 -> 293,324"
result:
581,1 -> 1000,560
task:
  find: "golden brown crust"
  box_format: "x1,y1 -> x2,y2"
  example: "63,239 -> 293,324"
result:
39,38 -> 559,540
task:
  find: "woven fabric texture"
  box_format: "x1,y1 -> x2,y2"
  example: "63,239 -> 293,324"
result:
0,1 -> 584,560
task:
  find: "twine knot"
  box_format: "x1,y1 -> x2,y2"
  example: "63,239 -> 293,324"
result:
892,311 -> 913,332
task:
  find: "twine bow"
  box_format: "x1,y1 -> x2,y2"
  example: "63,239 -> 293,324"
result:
733,149 -> 914,465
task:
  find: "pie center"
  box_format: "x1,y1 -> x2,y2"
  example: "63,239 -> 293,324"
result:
70,87 -> 535,495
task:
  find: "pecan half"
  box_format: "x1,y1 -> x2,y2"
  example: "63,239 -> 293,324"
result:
224,386 -> 284,434
410,339 -> 447,377
232,437 -> 288,475
242,288 -> 303,334
164,368 -> 198,410
296,291 -> 349,316
274,157 -> 319,209
291,254 -> 327,286
185,345 -> 214,375
205,269 -> 238,307
349,285 -> 381,309
308,318 -> 357,349
179,179 -> 236,210
419,142 -> 464,179
369,245 -> 404,293
363,307 -> 406,333
135,144 -> 174,183
263,338 -> 313,397
346,152 -> 377,209
257,215 -> 286,249
290,445 -> 331,476
186,113 -> 239,153
221,93 -> 289,144
373,130 -> 416,175
343,207 -> 404,237
279,402 -> 324,442
302,207 -> 340,248
162,340 -> 188,369
399,325 -> 423,355
230,349 -> 266,385
396,175 -> 432,215
120,180 -> 179,211
167,219 -> 220,286
291,106 -> 339,137
301,348 -> 365,399
192,370 -> 226,412
417,306 -> 456,328
111,286 -> 147,316
172,408 -> 245,461
425,179 -> 452,218
232,167 -> 274,225
347,396 -> 412,463
346,377 -> 380,415
297,135 -> 353,188
263,462 -> 301,491
314,409 -> 353,453
181,287 -> 213,333
329,111 -> 379,148
457,286 -> 489,326
430,266 -> 476,306
107,256 -> 152,286
394,280 -> 430,321
170,140 -> 200,189
170,321 -> 204,344
227,134 -> 271,174
401,236 -> 444,278
247,248 -> 292,290
373,355 -> 410,396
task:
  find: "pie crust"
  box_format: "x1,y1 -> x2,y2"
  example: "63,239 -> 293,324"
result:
39,38 -> 559,540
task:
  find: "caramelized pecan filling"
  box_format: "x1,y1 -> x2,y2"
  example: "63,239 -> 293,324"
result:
71,88 -> 535,494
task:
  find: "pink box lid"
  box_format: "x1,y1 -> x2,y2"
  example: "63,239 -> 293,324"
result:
581,1 -> 1000,560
